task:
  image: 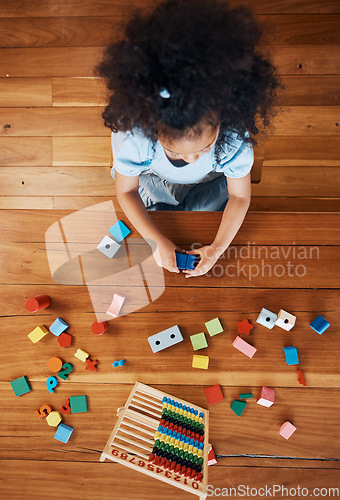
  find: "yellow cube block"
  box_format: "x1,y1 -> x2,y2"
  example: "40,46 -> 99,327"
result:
74,348 -> 89,362
28,325 -> 49,343
192,354 -> 209,370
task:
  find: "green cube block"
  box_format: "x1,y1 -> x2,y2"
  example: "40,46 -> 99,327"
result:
70,395 -> 88,413
205,318 -> 223,337
190,332 -> 208,351
230,399 -> 247,417
239,393 -> 253,399
10,376 -> 31,397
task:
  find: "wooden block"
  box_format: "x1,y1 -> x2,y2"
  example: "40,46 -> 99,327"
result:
275,309 -> 296,331
47,356 -> 63,372
237,319 -> 253,335
192,354 -> 209,370
69,395 -> 88,413
28,324 -> 49,343
74,348 -> 89,362
25,294 -> 50,312
284,346 -> 299,365
256,308 -> 278,329
297,368 -> 307,386
54,423 -> 73,443
175,251 -> 187,270
46,376 -> 58,393
49,317 -> 68,336
85,358 -> 98,371
204,385 -> 224,405
256,386 -> 275,407
230,400 -> 247,417
57,332 -> 72,347
207,446 -> 217,466
91,320 -> 108,335
232,336 -> 257,358
97,235 -> 121,258
148,325 -> 183,353
279,421 -> 297,440
10,376 -> 31,397
109,220 -> 131,242
205,318 -> 223,337
239,393 -> 253,399
106,293 -> 125,318
46,411 -> 62,427
309,315 -> 330,335
190,332 -> 208,351
112,359 -> 125,367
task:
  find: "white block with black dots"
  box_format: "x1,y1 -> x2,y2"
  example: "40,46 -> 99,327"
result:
148,325 -> 183,353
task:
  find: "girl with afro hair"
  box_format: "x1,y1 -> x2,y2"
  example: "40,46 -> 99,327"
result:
96,0 -> 280,276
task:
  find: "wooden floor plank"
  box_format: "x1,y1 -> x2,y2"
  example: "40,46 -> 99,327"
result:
1,46 -> 339,77
0,77 -> 52,107
0,137 -> 51,166
1,15 -> 339,48
0,0 -> 339,17
2,210 -> 340,244
249,197 -> 340,212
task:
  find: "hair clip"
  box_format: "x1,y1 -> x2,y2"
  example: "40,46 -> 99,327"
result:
159,87 -> 171,99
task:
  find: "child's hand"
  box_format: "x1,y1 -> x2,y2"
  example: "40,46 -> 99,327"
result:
184,245 -> 223,278
153,237 -> 183,273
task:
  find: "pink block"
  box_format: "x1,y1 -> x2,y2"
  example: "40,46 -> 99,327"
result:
279,421 -> 297,440
257,386 -> 275,407
106,293 -> 125,318
232,336 -> 257,358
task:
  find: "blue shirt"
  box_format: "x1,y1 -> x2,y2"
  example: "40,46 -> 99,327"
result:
111,128 -> 253,185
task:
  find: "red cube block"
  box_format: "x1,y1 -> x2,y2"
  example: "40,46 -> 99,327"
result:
204,384 -> 224,405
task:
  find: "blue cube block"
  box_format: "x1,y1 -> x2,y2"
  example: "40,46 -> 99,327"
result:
309,315 -> 330,335
54,423 -> 73,443
284,346 -> 299,365
49,317 -> 68,336
175,252 -> 188,270
109,220 -> 131,242
186,254 -> 196,270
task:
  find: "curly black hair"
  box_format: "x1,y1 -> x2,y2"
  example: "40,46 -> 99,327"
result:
95,0 -> 281,157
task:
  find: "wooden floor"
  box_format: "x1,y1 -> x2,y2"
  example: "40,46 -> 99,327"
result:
1,1 -> 340,499
0,0 -> 339,211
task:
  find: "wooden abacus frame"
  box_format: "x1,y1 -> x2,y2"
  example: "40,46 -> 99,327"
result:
100,382 -> 209,499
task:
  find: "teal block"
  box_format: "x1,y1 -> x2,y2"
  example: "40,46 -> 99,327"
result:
239,393 -> 253,399
231,399 -> 247,417
109,220 -> 131,242
54,423 -> 73,443
205,318 -> 223,337
190,332 -> 208,351
284,346 -> 299,365
10,376 -> 31,397
70,395 -> 88,413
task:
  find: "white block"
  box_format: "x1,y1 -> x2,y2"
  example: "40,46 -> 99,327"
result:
256,308 -> 278,329
256,397 -> 274,408
275,309 -> 296,331
97,235 -> 121,258
148,325 -> 183,353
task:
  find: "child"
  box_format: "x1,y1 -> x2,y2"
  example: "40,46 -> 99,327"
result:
96,0 -> 279,276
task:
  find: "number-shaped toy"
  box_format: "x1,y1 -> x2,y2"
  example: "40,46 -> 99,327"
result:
60,398 -> 71,415
35,404 -> 53,418
57,362 -> 73,380
46,376 -> 58,393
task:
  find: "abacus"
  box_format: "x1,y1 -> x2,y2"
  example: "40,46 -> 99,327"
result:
100,382 -> 209,499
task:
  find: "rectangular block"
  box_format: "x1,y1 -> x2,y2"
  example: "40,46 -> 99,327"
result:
232,336 -> 257,358
109,220 -> 131,242
148,325 -> 183,353
74,349 -> 89,362
175,252 -> 188,270
190,332 -> 208,351
256,386 -> 275,407
204,384 -> 224,405
97,235 -> 121,258
256,308 -> 278,329
49,317 -> 68,336
239,393 -> 253,399
54,423 -> 73,443
10,376 -> 31,397
106,293 -> 125,318
205,318 -> 223,337
70,395 -> 88,413
28,324 -> 49,343
192,354 -> 209,370
284,346 -> 299,365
